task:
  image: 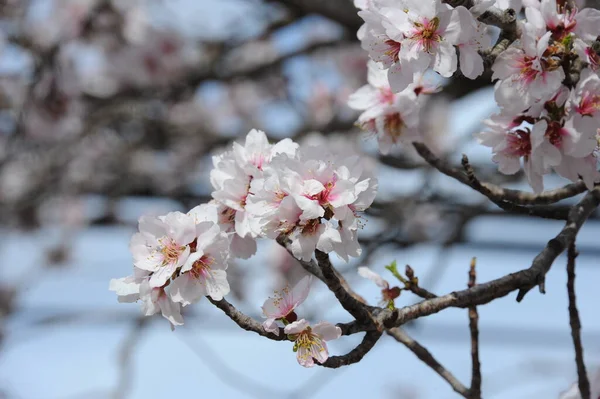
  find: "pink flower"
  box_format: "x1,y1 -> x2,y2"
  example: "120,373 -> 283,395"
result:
377,0 -> 465,90
358,266 -> 401,307
261,275 -> 313,335
284,319 -> 342,367
347,61 -> 420,154
492,22 -> 565,113
129,211 -> 196,288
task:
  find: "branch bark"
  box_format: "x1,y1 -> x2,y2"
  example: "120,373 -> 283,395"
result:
567,243 -> 591,399
468,258 -> 481,399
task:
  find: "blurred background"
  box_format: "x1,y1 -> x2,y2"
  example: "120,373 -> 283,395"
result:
0,0 -> 598,398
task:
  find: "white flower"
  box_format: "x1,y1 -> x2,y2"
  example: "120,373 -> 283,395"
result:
476,114 -> 546,192
210,129 -> 299,258
246,142 -> 377,262
261,275 -> 312,335
377,0 -> 464,90
139,280 -> 184,327
492,21 -> 565,113
284,319 -> 342,367
348,61 -> 420,154
169,220 -> 231,304
451,6 -> 492,79
129,211 -> 196,288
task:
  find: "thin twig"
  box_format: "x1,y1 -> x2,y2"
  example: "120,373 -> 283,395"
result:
567,243 -> 591,399
387,327 -> 470,397
208,297 -> 288,341
468,258 -> 481,399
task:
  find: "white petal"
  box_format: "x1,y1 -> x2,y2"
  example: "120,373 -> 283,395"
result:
358,266 -> 389,288
284,319 -> 310,335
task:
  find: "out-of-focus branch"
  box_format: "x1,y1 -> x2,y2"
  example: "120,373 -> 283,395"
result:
114,317 -> 149,399
387,327 -> 470,397
269,0 -> 363,31
467,258 -> 481,399
208,297 -> 288,341
567,243 -> 591,399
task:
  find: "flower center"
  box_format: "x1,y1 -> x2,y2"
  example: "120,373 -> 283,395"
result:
384,113 -> 405,141
546,121 -> 567,147
190,255 -> 214,279
412,17 -> 441,53
384,39 -> 401,63
378,87 -> 395,105
505,129 -> 532,157
159,238 -> 185,265
577,91 -> 600,116
295,327 -> 322,350
301,219 -> 321,236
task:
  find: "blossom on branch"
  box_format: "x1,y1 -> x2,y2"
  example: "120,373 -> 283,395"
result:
261,275 -> 312,335
285,319 -> 342,367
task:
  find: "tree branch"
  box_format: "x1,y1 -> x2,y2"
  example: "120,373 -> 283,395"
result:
341,187 -> 600,334
567,243 -> 591,399
387,327 -> 470,397
320,330 -> 383,368
208,297 -> 288,341
468,258 -> 481,399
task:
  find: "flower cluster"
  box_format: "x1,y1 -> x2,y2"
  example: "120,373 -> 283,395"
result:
111,130 -> 377,328
350,0 -> 490,153
109,204 -> 231,326
478,0 -> 600,192
355,0 -> 492,92
352,0 -> 600,192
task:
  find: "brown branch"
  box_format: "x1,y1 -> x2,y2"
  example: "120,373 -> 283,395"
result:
320,330 -> 383,368
468,258 -> 481,399
404,265 -> 438,299
276,235 -> 369,310
341,188 -> 600,334
387,327 -> 470,397
413,142 -> 587,219
269,0 -> 362,31
567,243 -> 591,399
314,249 -> 375,323
208,297 -> 288,341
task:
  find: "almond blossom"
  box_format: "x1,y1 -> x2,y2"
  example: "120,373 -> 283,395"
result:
210,129 -> 298,258
169,209 -> 231,305
492,20 -> 565,114
358,266 -> 401,307
247,143 -> 377,261
284,319 -> 342,367
129,211 -> 196,288
347,61 -> 422,154
375,0 -> 466,91
109,274 -> 184,327
451,7 -> 492,79
261,275 -> 312,335
530,0 -> 600,41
